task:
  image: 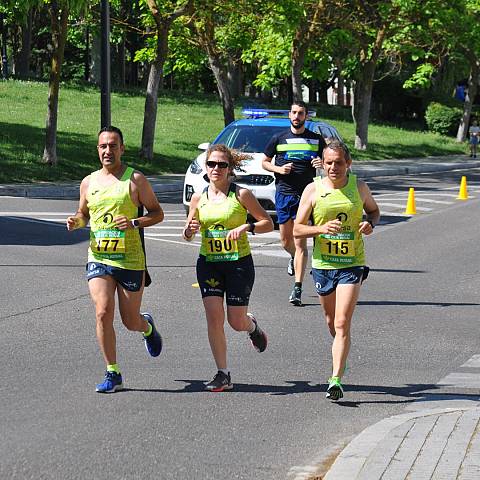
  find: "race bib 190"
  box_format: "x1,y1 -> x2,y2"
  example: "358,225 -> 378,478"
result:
203,229 -> 239,262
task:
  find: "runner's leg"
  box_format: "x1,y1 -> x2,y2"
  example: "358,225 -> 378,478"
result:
279,220 -> 296,257
203,296 -> 227,370
117,274 -> 149,333
88,276 -> 117,365
226,305 -> 251,331
319,290 -> 337,338
330,283 -> 361,378
294,236 -> 308,283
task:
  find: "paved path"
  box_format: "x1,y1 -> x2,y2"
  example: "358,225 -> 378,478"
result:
3,153 -> 480,480
1,155 -> 479,199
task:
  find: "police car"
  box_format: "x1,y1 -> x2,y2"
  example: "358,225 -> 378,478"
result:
183,109 -> 342,215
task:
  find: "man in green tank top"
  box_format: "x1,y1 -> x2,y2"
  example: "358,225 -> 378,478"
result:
66,126 -> 165,393
294,140 -> 380,401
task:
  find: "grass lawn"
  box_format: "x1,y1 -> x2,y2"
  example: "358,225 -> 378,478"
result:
0,79 -> 467,183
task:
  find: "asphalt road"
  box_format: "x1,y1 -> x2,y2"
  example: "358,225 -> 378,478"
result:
1,169 -> 479,479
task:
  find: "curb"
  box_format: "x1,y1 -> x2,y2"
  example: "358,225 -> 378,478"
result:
323,406 -> 479,479
352,159 -> 480,179
0,157 -> 479,200
0,181 -> 183,200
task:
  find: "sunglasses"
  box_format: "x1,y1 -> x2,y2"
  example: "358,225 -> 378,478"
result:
206,161 -> 229,169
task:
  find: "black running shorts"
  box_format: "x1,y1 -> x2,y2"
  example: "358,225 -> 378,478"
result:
196,254 -> 255,306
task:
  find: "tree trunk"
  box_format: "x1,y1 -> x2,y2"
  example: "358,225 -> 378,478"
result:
118,38 -> 126,88
17,9 -> 33,79
140,62 -> 163,160
227,58 -> 242,98
84,25 -> 90,81
457,58 -> 479,142
208,52 -> 235,126
351,25 -> 386,150
0,12 -> 8,79
352,59 -> 376,150
291,40 -> 306,102
140,28 -> 167,161
337,71 -> 345,106
43,4 -> 69,166
89,31 -> 101,84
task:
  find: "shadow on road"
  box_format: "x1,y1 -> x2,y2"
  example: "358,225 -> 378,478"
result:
358,300 -> 479,307
122,379 -> 326,395
0,216 -> 88,246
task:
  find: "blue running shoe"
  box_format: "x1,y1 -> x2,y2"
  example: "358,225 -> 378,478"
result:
142,313 -> 162,357
96,371 -> 123,393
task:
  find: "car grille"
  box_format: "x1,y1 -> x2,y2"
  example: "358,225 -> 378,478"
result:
235,174 -> 274,186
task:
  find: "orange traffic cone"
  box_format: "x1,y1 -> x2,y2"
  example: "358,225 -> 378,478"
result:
457,176 -> 468,200
404,187 -> 416,215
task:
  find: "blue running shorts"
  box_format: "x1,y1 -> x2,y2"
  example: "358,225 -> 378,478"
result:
86,262 -> 144,292
312,266 -> 365,296
275,191 -> 301,224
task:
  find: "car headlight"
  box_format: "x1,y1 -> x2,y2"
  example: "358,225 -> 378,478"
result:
189,159 -> 203,174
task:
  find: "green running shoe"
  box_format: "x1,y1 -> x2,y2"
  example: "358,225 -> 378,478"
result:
326,376 -> 344,401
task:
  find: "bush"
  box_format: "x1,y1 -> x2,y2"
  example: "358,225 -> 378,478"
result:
425,102 -> 462,136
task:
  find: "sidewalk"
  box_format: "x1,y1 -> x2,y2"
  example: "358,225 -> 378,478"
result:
322,404 -> 480,480
1,155 -> 479,200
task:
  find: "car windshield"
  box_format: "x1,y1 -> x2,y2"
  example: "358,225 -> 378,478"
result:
214,125 -> 287,153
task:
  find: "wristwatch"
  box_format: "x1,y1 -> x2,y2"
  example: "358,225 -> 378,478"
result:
367,220 -> 375,229
248,221 -> 256,235
131,219 -> 140,229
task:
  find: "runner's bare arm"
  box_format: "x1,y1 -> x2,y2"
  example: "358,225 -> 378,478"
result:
261,154 -> 292,175
116,171 -> 164,230
183,193 -> 201,241
358,180 -> 380,235
293,183 -> 342,238
66,176 -> 90,231
227,187 -> 274,240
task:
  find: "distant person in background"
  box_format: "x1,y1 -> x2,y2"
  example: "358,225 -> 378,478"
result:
454,84 -> 466,102
261,101 -> 326,306
469,119 -> 480,158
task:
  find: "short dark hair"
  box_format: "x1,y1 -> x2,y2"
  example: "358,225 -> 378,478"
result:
291,100 -> 308,112
98,126 -> 124,145
322,139 -> 351,162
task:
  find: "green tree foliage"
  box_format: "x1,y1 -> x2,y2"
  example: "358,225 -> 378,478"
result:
425,102 -> 462,135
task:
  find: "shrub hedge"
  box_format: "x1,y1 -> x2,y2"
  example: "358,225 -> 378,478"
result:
425,102 -> 463,136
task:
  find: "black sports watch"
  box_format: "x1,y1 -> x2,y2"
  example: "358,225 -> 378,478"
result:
367,219 -> 375,229
248,221 -> 256,235
131,219 -> 141,229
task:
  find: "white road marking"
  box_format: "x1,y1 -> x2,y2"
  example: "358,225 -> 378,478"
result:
0,211 -> 73,215
377,202 -> 432,211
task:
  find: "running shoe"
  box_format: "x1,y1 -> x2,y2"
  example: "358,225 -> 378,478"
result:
96,371 -> 123,393
287,257 -> 295,276
247,313 -> 267,352
289,285 -> 302,306
205,371 -> 233,392
326,376 -> 344,401
142,313 -> 162,357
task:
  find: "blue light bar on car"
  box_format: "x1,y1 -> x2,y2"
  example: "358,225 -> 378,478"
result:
241,108 -> 316,118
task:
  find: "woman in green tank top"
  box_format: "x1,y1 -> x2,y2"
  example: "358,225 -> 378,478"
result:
182,144 -> 274,392
294,140 -> 380,401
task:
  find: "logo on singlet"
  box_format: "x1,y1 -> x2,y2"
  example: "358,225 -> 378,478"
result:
103,213 -> 114,224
